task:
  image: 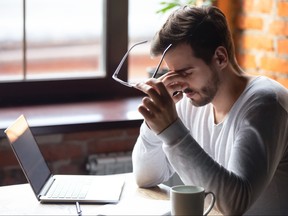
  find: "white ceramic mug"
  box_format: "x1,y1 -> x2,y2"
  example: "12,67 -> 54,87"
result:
170,185 -> 215,216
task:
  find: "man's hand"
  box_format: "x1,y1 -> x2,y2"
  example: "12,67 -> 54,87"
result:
160,71 -> 189,104
135,78 -> 178,134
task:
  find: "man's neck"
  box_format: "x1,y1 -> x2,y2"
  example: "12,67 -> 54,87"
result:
212,67 -> 252,124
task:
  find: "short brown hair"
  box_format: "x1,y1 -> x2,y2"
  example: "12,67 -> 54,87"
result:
151,6 -> 236,65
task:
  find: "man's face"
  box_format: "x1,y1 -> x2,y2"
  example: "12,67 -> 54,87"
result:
163,43 -> 220,107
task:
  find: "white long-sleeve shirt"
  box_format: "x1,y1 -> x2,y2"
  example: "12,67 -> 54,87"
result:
132,76 -> 288,215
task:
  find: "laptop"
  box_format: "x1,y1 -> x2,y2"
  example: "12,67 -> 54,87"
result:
4,115 -> 124,204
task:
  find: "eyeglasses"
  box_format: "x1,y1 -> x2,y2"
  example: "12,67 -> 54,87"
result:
112,40 -> 172,88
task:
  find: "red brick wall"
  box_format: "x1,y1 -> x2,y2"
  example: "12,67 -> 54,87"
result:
218,0 -> 288,87
0,127 -> 139,186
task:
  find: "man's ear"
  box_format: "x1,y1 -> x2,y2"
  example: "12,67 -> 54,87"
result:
214,46 -> 228,69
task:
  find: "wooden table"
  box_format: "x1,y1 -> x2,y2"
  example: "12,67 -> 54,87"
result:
0,173 -> 221,215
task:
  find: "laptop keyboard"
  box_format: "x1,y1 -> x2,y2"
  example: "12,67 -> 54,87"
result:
46,179 -> 92,199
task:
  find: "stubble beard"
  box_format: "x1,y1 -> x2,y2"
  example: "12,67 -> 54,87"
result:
189,68 -> 220,107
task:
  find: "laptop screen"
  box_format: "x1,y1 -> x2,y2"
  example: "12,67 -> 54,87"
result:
5,115 -> 51,196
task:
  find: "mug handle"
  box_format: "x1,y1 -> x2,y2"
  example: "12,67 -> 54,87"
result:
203,192 -> 216,216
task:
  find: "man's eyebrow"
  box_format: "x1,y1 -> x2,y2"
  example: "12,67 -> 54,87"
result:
173,66 -> 194,73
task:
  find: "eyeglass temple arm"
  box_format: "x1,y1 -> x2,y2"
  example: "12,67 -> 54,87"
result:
112,40 -> 148,78
152,44 -> 172,78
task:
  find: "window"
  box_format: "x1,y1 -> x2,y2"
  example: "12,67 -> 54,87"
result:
0,0 -> 132,105
0,0 -> 169,105
1,0 -> 103,81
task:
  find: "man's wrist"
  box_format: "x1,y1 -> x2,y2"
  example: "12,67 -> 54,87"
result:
158,118 -> 190,146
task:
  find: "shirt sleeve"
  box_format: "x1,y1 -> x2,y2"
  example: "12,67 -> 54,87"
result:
132,122 -> 175,188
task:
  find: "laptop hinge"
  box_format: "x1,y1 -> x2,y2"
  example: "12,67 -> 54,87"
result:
38,175 -> 55,199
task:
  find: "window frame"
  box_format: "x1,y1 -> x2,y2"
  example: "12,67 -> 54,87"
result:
0,0 -> 141,106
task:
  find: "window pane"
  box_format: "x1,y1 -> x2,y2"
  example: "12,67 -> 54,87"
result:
0,0 -> 23,81
0,0 -> 103,82
128,0 -> 170,83
26,0 -> 103,81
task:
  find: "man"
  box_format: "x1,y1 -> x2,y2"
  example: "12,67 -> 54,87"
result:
132,5 -> 288,215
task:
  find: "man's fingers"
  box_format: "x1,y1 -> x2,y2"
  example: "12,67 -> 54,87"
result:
136,79 -> 171,103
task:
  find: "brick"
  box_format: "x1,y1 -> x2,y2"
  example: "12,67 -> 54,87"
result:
269,20 -> 288,36
238,53 -> 257,69
63,129 -> 128,141
217,0 -> 241,30
243,0 -> 273,13
276,76 -> 288,88
88,139 -> 135,155
277,39 -> 288,55
260,56 -> 288,74
0,169 -> 26,186
40,143 -> 84,162
125,127 -> 140,136
236,15 -> 263,30
240,34 -> 274,51
35,134 -> 63,145
0,149 -> 19,167
246,70 -> 261,76
0,138 -> 10,149
278,1 -> 288,16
